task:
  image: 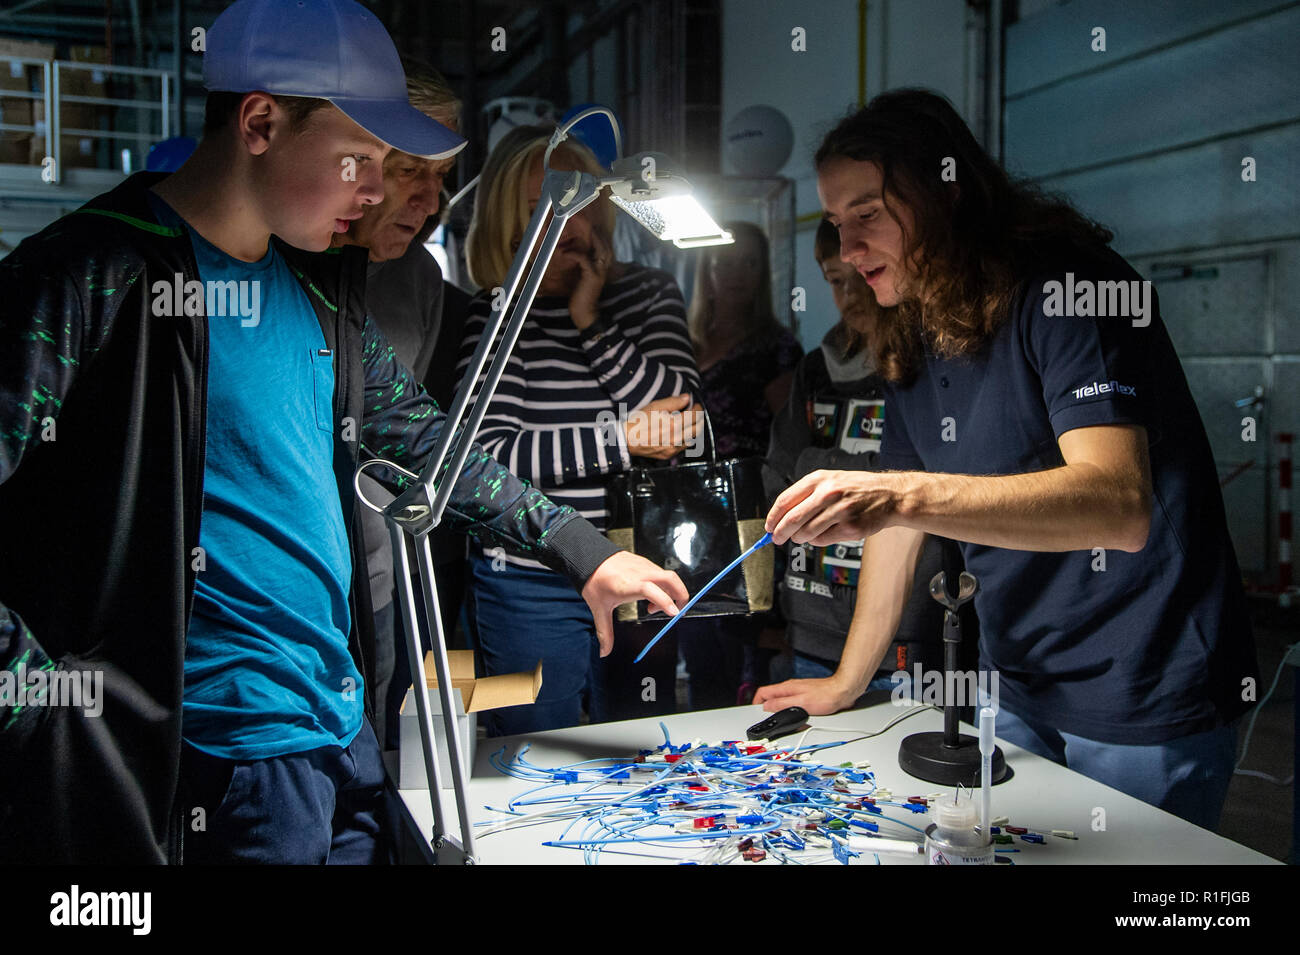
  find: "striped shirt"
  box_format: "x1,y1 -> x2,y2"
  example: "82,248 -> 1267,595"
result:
456,263 -> 700,568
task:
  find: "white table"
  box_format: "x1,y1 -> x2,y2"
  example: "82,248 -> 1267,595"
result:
395,700 -> 1278,865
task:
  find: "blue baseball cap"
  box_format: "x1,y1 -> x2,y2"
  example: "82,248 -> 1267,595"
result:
203,0 -> 466,159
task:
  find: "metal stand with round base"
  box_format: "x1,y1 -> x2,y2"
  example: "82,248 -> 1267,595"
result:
898,730 -> 1007,786
899,570 -> 1009,787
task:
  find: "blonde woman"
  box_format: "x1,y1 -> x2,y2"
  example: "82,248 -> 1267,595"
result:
458,125 -> 702,734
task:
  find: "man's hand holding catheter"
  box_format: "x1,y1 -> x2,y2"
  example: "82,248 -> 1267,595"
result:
755,426 -> 1153,716
764,425 -> 1152,554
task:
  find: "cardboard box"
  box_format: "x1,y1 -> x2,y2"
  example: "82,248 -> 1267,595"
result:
0,37 -> 54,165
399,650 -> 542,789
0,97 -> 32,164
57,45 -> 109,168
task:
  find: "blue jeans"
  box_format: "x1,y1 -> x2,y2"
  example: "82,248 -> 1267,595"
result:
179,720 -> 389,864
599,615 -> 680,723
978,690 -> 1237,832
466,555 -> 606,735
792,651 -> 907,696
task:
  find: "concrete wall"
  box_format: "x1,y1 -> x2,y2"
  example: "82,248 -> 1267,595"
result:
1004,0 -> 1299,579
720,0 -> 974,349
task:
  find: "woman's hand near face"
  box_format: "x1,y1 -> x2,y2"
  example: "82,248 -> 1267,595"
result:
568,230 -> 612,330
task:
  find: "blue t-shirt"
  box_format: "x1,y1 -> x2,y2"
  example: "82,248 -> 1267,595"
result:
150,196 -> 362,759
877,248 -> 1257,744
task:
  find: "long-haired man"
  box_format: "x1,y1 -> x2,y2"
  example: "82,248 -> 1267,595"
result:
760,89 -> 1258,831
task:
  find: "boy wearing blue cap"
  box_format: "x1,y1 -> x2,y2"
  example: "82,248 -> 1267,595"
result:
0,0 -> 686,864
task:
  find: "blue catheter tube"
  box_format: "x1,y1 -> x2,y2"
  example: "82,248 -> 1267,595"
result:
633,532 -> 774,663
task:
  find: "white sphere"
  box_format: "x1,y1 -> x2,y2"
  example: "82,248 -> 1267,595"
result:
724,105 -> 794,177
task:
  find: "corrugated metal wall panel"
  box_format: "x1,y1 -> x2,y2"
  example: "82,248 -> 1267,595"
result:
1005,5 -> 1300,179
1005,0 -> 1287,96
1272,246 -> 1300,352
1143,255 -> 1270,357
1004,0 -> 1298,578
1040,125 -> 1300,258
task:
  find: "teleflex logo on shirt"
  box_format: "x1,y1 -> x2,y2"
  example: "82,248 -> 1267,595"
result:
1072,379 -> 1136,400
1041,272 -> 1152,327
151,273 -> 261,327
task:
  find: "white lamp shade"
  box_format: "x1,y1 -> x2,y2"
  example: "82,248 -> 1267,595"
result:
610,193 -> 733,248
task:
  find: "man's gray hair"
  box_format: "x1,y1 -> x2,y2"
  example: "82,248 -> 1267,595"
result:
401,56 -> 460,131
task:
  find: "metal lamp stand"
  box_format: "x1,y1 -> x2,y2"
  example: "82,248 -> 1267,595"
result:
358,167 -> 605,865
357,104 -> 732,863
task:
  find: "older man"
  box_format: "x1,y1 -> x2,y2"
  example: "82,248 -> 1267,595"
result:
330,60 -> 466,749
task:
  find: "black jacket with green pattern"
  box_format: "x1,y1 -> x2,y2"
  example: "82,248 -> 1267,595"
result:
0,172 -> 617,863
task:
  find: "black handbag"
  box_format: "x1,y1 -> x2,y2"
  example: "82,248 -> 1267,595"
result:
605,406 -> 774,622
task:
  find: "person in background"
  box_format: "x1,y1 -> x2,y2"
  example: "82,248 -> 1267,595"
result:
678,221 -> 803,708
762,219 -> 963,693
459,125 -> 702,734
330,58 -> 463,752
688,221 -> 803,457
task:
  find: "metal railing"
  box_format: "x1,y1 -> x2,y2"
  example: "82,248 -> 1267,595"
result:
1,54 -> 172,183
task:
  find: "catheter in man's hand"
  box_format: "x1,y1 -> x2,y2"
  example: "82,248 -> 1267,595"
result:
634,531 -> 774,663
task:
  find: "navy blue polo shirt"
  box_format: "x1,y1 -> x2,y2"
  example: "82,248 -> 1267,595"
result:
878,248 -> 1257,744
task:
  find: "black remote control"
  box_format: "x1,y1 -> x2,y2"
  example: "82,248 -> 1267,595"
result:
746,706 -> 810,741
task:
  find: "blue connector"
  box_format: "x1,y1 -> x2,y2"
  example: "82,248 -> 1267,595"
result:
832,839 -> 857,865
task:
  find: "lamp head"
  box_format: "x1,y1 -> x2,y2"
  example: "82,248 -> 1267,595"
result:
605,152 -> 733,249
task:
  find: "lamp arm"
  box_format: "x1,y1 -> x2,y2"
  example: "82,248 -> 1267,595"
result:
424,209 -> 565,526
381,192 -> 553,534
411,173 -> 603,535
384,168 -> 606,535
445,173 -> 480,211
544,105 -> 623,169
419,190 -> 553,498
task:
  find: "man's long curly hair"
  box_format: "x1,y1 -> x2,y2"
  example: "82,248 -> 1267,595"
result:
816,89 -> 1115,384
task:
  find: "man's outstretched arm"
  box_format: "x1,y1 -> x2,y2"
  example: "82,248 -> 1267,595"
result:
754,526 -> 924,714
767,424 -> 1152,554
357,314 -> 687,654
